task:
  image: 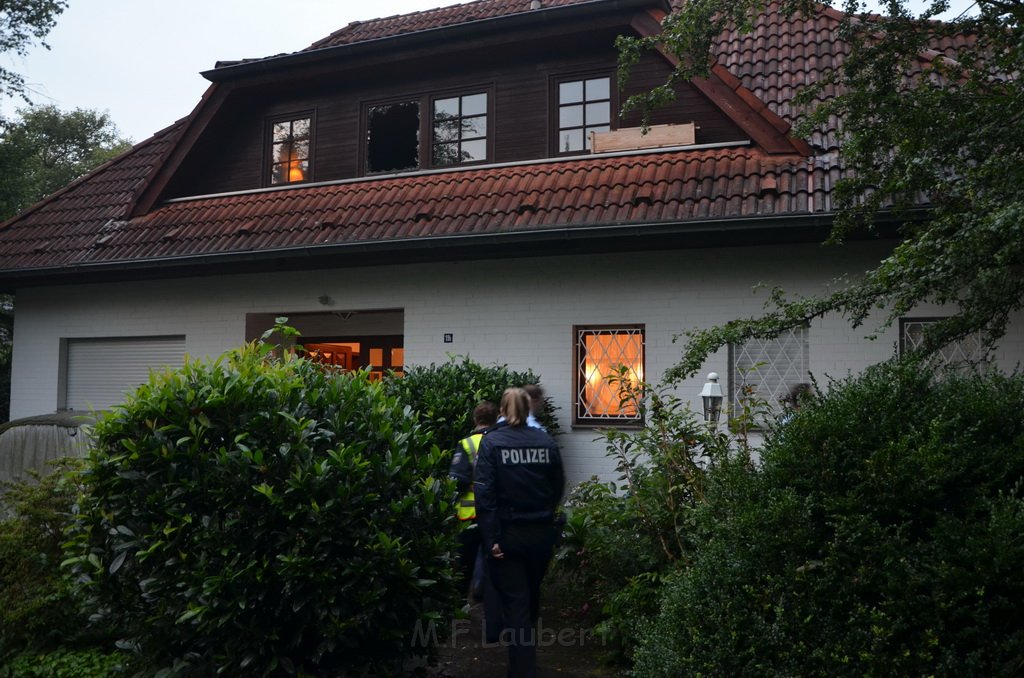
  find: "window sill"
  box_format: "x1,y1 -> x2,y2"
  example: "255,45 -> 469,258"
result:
571,421 -> 645,431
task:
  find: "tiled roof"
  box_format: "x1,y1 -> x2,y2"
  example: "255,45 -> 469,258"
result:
306,0 -> 598,50
0,0 -> 958,281
0,147 -> 830,273
711,5 -> 848,153
0,121 -> 184,251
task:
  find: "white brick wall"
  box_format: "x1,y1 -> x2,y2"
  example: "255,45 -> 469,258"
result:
11,241 -> 1024,486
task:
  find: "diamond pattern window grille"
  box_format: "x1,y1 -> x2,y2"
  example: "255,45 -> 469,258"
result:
729,327 -> 809,415
573,325 -> 644,425
900,318 -> 986,368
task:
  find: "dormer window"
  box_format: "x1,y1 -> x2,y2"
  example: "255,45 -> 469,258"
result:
432,92 -> 488,166
555,75 -> 612,154
365,88 -> 491,174
367,101 -> 420,174
268,114 -> 312,185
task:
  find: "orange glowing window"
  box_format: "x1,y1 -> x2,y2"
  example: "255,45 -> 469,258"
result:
573,325 -> 644,426
268,115 -> 312,185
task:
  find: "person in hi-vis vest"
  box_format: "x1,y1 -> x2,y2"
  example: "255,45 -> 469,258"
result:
448,401 -> 498,596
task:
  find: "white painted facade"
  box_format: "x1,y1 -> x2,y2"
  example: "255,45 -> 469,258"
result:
13,240 -> 1024,486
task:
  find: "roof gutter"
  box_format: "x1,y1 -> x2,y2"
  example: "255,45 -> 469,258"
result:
201,0 -> 667,83
0,209 -> 919,292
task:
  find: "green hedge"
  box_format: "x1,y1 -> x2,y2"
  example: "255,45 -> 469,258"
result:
67,344 -> 461,676
633,363 -> 1024,676
384,356 -> 558,455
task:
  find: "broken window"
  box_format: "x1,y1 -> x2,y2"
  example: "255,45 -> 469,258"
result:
366,101 -> 420,173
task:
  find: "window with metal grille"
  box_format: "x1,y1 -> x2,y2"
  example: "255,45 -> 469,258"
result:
556,75 -> 612,154
267,114 -> 312,185
573,325 -> 644,426
899,318 -> 986,367
729,327 -> 809,416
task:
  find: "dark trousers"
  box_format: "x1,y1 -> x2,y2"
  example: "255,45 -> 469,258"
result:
488,522 -> 556,678
457,521 -> 481,593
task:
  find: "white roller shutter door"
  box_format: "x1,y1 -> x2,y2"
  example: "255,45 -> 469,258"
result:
63,336 -> 186,412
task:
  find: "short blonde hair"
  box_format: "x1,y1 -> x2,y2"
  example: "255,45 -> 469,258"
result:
500,387 -> 531,427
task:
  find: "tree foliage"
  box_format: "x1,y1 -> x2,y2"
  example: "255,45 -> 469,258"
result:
0,106 -> 131,421
0,0 -> 68,100
619,0 -> 1024,379
0,105 -> 133,221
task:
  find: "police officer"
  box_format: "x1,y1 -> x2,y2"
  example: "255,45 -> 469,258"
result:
475,387 -> 564,678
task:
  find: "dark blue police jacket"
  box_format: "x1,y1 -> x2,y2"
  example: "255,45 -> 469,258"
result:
474,422 -> 565,553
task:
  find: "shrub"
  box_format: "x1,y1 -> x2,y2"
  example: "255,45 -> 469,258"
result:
384,355 -> 558,456
555,373 -> 735,661
633,362 -> 1024,677
3,648 -> 124,677
67,342 -> 461,676
0,460 -> 121,664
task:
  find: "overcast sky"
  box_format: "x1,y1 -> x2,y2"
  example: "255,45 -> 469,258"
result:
0,0 -> 442,142
0,0 -> 977,143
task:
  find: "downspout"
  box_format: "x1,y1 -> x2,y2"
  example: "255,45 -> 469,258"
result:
807,157 -> 815,213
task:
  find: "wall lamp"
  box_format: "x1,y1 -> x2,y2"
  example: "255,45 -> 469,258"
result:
700,372 -> 724,423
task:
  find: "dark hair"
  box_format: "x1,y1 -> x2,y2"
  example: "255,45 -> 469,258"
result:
523,384 -> 543,400
523,384 -> 544,415
783,382 -> 812,407
473,400 -> 498,427
500,387 -> 531,427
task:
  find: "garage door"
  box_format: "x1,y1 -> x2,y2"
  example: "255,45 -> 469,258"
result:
62,336 -> 186,412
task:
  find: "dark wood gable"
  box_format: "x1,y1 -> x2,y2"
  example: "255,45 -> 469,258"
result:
147,1 -> 765,206
0,0 -> 852,291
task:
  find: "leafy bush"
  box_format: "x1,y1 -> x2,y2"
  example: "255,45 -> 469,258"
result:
0,460 -> 120,664
67,343 -> 461,676
555,373 -> 735,661
3,648 -> 124,677
633,362 -> 1024,677
384,355 -> 558,455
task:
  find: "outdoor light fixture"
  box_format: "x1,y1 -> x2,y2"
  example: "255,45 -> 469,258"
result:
700,372 -> 724,422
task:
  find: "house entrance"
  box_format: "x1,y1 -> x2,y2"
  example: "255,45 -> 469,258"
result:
245,309 -> 404,380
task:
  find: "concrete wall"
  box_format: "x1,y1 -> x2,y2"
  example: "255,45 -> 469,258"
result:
12,240 -> 1024,486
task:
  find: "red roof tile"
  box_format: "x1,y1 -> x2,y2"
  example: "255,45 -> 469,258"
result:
0,0 -> 965,281
305,0 -> 596,50
0,147 -> 831,272
711,3 -> 849,151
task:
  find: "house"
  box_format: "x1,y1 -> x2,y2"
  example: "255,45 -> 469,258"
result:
0,0 -> 1018,485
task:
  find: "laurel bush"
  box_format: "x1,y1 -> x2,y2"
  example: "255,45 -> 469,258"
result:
67,343 -> 460,676
384,355 -> 558,457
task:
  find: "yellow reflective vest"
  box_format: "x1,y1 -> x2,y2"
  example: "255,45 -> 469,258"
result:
456,433 -> 483,521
